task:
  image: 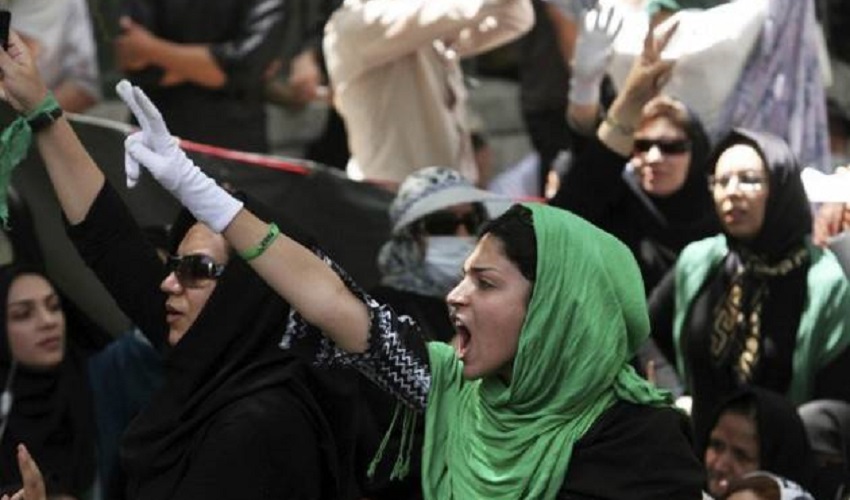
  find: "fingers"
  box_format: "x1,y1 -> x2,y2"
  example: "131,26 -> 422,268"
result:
654,20 -> 679,55
17,444 -> 46,500
124,133 -> 144,188
126,136 -> 167,170
133,86 -> 169,137
116,79 -> 152,134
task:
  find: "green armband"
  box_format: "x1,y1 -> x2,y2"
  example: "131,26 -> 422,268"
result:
239,223 -> 280,261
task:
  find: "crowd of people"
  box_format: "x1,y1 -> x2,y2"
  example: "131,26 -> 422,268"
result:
0,0 -> 849,499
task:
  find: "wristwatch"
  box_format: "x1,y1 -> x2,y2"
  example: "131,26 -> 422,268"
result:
27,106 -> 64,133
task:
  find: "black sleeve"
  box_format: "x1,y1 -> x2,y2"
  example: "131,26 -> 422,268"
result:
66,183 -> 170,350
169,391 -> 324,500
549,134 -> 630,226
814,346 -> 850,402
209,0 -> 288,92
648,268 -> 677,366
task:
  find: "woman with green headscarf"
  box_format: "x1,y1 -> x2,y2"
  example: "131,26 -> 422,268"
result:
113,81 -> 705,498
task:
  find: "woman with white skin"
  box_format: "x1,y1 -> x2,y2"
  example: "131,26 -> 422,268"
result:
649,129 -> 850,446
111,57 -> 707,500
0,32 -> 359,500
552,13 -> 719,294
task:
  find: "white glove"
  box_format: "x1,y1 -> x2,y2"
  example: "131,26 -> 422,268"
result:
116,80 -> 243,233
569,5 -> 623,106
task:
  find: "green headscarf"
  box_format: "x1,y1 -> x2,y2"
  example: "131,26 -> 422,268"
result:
422,203 -> 671,499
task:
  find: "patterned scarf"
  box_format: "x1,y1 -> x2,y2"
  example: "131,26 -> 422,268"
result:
711,245 -> 809,384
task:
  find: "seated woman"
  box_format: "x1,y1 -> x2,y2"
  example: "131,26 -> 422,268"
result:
702,388 -> 816,498
551,20 -> 719,293
649,128 -> 850,443
0,32 -> 360,499
0,265 -> 162,499
114,78 -> 707,497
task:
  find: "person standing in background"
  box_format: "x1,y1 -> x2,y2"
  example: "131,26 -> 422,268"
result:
115,0 -> 286,152
4,0 -> 100,113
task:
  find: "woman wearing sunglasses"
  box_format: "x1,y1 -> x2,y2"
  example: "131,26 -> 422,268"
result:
551,19 -> 720,294
109,76 -> 707,500
648,128 -> 850,447
0,32 -> 360,499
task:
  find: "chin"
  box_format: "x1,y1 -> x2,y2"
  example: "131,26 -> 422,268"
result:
168,328 -> 187,346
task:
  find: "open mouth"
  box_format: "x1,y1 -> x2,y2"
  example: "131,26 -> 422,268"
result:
452,320 -> 471,359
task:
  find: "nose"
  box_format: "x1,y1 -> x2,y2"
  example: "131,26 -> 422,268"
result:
645,145 -> 663,162
446,277 -> 471,307
36,306 -> 60,328
160,271 -> 184,294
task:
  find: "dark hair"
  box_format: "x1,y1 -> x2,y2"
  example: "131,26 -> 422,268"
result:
480,205 -> 537,282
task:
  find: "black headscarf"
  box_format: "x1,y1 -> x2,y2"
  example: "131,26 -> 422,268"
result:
707,128 -> 812,258
688,129 -> 813,441
629,102 -> 719,250
700,387 -> 816,492
120,203 -> 358,500
0,265 -> 96,497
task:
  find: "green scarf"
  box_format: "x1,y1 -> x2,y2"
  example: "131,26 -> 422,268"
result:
0,93 -> 61,227
421,203 -> 671,500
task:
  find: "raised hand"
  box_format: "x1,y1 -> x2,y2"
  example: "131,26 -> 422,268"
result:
116,79 -> 243,232
0,31 -> 49,114
1,444 -> 47,500
569,4 -> 623,106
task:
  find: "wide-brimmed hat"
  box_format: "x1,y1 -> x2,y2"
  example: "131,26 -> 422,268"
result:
389,167 -> 503,234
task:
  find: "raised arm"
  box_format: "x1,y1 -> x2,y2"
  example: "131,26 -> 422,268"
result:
119,83 -> 371,353
0,31 -> 104,223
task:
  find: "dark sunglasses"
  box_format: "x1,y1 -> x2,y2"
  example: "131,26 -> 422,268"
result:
166,254 -> 225,288
420,211 -> 484,236
633,138 -> 692,155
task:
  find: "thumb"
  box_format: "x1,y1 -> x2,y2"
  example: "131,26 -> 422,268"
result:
124,133 -> 144,188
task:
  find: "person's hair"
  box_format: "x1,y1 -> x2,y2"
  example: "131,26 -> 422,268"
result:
637,95 -> 692,137
479,205 -> 537,283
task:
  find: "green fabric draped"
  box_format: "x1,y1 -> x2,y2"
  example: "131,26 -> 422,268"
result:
422,203 -> 671,500
0,93 -> 61,227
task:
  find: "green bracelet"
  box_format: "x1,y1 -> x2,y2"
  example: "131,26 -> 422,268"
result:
239,223 -> 281,261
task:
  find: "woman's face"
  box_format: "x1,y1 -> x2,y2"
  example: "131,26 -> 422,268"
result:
160,223 -> 229,346
6,274 -> 66,369
705,411 -> 761,498
446,233 -> 532,381
632,116 -> 692,197
711,144 -> 770,241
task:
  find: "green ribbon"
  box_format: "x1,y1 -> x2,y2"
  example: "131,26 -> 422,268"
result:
0,93 -> 61,228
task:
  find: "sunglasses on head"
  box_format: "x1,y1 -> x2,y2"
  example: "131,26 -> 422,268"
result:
420,210 -> 484,236
166,254 -> 225,288
633,138 -> 692,155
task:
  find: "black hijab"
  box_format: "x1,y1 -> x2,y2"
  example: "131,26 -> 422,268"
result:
688,129 -> 813,442
700,387 -> 816,492
0,265 -> 96,497
707,128 -> 812,259
120,204 -> 357,500
629,102 -> 719,249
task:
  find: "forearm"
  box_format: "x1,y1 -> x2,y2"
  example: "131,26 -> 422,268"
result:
148,41 -> 227,88
223,210 -> 370,353
35,117 -> 105,224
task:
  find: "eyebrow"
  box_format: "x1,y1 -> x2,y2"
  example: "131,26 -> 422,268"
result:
8,293 -> 59,308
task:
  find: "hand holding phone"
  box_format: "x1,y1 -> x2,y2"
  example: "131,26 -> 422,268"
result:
0,10 -> 10,51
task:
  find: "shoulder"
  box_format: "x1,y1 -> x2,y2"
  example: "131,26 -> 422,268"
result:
563,401 -> 705,500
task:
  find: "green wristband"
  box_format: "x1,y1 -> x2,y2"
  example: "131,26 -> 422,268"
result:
239,223 -> 280,261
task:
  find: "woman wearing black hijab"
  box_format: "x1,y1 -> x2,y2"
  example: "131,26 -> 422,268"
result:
551,23 -> 720,294
0,34 -> 359,499
702,387 -> 817,499
650,128 -> 850,442
0,264 -> 162,499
